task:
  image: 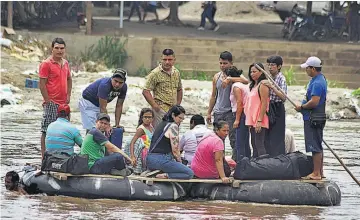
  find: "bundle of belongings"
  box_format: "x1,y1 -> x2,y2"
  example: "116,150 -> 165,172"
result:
233,152 -> 313,180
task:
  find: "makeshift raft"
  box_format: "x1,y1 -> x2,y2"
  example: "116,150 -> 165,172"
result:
21,170 -> 341,206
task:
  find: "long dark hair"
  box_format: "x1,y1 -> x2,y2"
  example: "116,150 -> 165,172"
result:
248,62 -> 266,91
137,108 -> 154,127
162,105 -> 186,122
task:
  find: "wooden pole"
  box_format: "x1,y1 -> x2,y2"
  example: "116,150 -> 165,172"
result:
7,1 -> 13,28
255,63 -> 360,187
86,1 -> 92,35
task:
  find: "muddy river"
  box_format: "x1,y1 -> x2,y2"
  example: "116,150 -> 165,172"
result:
1,102 -> 359,219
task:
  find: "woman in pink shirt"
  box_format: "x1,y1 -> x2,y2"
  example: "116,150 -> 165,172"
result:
244,63 -> 270,158
191,121 -> 231,183
227,66 -> 251,161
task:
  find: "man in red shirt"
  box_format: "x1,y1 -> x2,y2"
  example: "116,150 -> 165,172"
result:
39,38 -> 72,159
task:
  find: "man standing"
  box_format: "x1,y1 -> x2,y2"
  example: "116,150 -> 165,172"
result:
80,113 -> 133,175
142,49 -> 183,128
180,115 -> 212,165
197,1 -> 220,31
348,1 -> 360,43
295,56 -> 327,180
39,37 -> 72,159
206,51 -> 248,160
79,68 -> 128,132
45,104 -> 82,155
262,55 -> 287,157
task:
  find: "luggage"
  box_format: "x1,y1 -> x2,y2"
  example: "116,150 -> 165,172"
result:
233,151 -> 313,180
110,127 -> 124,149
41,152 -> 90,175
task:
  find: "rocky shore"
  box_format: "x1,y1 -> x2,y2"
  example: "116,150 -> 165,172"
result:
1,51 -> 359,120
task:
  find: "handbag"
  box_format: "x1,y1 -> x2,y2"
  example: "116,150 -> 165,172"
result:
309,112 -> 326,129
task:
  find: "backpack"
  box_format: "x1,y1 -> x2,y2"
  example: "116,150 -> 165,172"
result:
41,152 -> 90,175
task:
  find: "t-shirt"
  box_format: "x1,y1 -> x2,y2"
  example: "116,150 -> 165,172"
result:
191,133 -> 224,179
230,82 -> 249,113
80,128 -> 109,168
39,57 -> 71,105
301,73 -> 327,121
45,118 -> 83,155
82,77 -> 127,107
179,124 -> 212,165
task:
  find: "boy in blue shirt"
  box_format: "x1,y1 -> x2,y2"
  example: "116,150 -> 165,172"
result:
295,56 -> 327,180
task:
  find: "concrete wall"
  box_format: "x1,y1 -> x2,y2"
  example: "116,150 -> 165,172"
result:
16,31 -> 153,74
16,31 -> 360,88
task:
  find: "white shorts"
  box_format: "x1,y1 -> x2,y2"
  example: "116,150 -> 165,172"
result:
78,97 -> 100,130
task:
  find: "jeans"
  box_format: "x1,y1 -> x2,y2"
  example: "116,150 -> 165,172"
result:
146,153 -> 194,179
235,113 -> 251,161
265,102 -> 286,157
250,128 -> 267,158
90,153 -> 126,174
200,5 -> 217,27
214,111 -> 236,160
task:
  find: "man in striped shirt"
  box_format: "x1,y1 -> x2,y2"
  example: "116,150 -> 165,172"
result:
262,55 -> 288,157
45,104 -> 83,155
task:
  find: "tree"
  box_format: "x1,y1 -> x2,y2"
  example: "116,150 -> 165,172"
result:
162,1 -> 184,26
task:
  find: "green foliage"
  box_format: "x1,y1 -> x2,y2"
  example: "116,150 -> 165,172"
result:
175,64 -> 212,81
351,88 -> 360,97
282,66 -> 297,86
327,80 -> 346,88
134,65 -> 151,77
80,36 -> 128,69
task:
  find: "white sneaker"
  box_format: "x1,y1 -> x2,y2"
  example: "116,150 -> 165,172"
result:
197,26 -> 205,31
213,25 -> 220,32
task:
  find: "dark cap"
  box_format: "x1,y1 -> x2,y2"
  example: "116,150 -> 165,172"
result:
57,104 -> 70,115
267,55 -> 283,66
97,113 -> 110,122
112,68 -> 127,80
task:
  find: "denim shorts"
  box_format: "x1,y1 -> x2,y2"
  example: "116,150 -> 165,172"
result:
304,120 -> 324,153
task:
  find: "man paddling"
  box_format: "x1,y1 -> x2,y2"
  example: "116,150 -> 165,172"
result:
295,56 -> 327,180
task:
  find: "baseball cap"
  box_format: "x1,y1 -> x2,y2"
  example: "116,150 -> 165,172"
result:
97,113 -> 110,122
57,104 -> 70,115
300,56 -> 322,68
112,68 -> 127,79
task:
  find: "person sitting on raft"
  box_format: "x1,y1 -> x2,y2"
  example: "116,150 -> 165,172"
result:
179,114 -> 212,166
191,120 -> 231,183
80,113 -> 134,176
124,108 -> 154,174
146,105 -> 194,179
45,104 -> 83,155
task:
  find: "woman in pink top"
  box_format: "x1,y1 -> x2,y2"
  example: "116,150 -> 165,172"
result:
244,63 -> 270,158
227,66 -> 251,161
191,121 -> 231,183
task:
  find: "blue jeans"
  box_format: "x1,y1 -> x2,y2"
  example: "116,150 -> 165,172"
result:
200,5 -> 217,27
235,113 -> 251,161
146,153 -> 194,179
90,153 -> 126,174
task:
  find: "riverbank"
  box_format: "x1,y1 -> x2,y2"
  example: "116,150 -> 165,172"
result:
1,50 -> 359,120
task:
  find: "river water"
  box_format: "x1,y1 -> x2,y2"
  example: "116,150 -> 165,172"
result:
1,101 -> 359,220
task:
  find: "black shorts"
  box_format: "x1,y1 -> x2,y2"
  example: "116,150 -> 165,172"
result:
41,102 -> 59,133
304,120 -> 324,153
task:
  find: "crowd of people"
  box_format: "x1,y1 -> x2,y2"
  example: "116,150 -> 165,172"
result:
30,36 -> 328,185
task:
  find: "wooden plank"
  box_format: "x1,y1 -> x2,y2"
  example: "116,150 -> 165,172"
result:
85,1 -> 92,35
7,1 -> 13,29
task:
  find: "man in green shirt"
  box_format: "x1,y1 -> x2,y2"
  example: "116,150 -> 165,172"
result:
80,113 -> 134,175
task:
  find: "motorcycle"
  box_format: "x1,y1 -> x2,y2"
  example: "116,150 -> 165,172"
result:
288,12 -> 327,41
282,4 -> 306,39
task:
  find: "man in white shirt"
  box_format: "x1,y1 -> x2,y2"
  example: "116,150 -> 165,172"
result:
180,115 -> 212,165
